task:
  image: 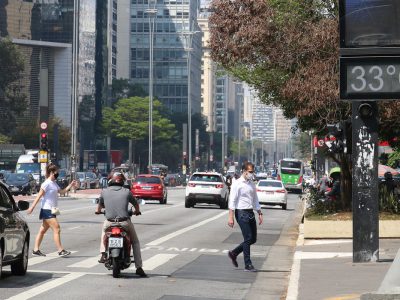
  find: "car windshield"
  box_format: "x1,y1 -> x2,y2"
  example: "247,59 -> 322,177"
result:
77,173 -> 85,179
135,177 -> 161,184
59,170 -> 67,178
7,173 -> 29,181
280,161 -> 302,169
258,181 -> 283,188
85,173 -> 96,179
190,174 -> 222,182
16,163 -> 40,173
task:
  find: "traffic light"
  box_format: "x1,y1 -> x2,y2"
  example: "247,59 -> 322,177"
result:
40,133 -> 48,151
358,102 -> 373,119
325,124 -> 344,153
32,152 -> 38,163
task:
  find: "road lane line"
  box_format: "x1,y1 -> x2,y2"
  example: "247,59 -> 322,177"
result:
29,251 -> 78,266
146,211 -> 228,246
67,257 -> 99,268
141,254 -> 178,270
6,272 -> 85,300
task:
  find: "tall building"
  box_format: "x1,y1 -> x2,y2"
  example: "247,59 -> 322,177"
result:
198,12 -> 216,132
123,0 -> 202,113
0,0 -> 74,126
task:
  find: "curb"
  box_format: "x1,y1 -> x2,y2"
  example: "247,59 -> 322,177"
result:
361,248 -> 400,299
245,199 -> 304,300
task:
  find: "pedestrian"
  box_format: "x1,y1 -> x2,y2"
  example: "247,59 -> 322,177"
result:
27,164 -> 77,257
227,161 -> 263,272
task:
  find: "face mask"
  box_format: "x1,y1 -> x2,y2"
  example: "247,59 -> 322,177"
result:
54,173 -> 59,179
245,172 -> 253,181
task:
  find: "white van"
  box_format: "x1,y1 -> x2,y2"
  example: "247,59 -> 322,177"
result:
16,153 -> 41,189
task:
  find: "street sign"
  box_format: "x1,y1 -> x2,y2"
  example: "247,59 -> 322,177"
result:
340,56 -> 400,100
40,121 -> 48,130
39,151 -> 48,163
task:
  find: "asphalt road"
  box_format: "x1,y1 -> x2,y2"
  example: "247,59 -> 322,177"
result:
1,188 -> 301,300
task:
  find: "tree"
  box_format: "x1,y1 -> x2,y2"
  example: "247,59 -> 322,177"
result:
12,118 -> 71,156
0,134 -> 10,144
102,97 -> 178,166
210,0 -> 400,209
111,79 -> 147,102
0,37 -> 27,136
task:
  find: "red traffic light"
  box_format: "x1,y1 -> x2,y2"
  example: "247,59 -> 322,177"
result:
41,133 -> 47,139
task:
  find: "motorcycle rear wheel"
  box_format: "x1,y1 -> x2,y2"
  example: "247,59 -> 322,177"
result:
112,257 -> 120,278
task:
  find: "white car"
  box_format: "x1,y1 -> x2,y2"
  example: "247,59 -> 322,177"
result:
185,172 -> 229,209
256,179 -> 288,210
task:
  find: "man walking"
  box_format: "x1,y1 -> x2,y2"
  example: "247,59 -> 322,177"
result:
227,162 -> 263,272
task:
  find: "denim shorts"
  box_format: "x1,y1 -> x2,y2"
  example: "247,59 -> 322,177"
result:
39,209 -> 56,220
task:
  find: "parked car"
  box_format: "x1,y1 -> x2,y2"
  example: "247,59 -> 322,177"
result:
256,179 -> 288,210
99,172 -> 109,188
185,172 -> 229,209
85,172 -> 100,189
0,181 -> 30,277
56,169 -> 70,190
131,174 -> 167,204
76,172 -> 90,190
4,173 -> 36,196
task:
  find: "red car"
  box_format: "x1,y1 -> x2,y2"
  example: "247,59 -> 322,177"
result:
131,175 -> 167,204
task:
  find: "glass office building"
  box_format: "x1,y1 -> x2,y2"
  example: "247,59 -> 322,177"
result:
0,0 -> 74,126
129,0 -> 202,113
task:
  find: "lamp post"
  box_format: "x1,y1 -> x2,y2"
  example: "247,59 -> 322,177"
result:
146,3 -> 157,172
71,0 -> 80,180
182,30 -> 200,173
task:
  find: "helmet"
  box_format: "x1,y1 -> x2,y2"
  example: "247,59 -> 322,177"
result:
108,171 -> 126,186
384,171 -> 393,181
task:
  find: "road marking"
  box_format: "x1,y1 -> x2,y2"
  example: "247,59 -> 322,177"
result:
304,239 -> 352,246
6,272 -> 85,300
29,251 -> 78,266
67,256 -> 99,268
285,255 -> 301,300
141,253 -> 178,270
146,211 -> 228,246
294,251 -> 352,260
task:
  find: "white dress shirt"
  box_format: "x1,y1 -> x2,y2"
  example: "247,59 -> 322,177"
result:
228,176 -> 261,211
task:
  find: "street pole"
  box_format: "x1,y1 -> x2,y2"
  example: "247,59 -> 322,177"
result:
70,0 -> 79,181
147,4 -> 157,173
352,101 -> 379,262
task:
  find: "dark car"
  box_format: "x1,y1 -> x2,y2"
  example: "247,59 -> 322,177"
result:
56,169 -> 70,190
131,175 -> 167,204
0,181 -> 30,277
4,173 -> 36,196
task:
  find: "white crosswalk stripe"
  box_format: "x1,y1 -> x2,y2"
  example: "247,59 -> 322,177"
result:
29,251 -> 78,266
139,253 -> 178,271
67,256 -> 99,268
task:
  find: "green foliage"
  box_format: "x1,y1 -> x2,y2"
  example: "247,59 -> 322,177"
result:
304,187 -> 340,216
0,134 -> 10,144
111,79 -> 147,102
11,118 -> 71,156
103,97 -> 177,143
388,151 -> 400,168
379,185 -> 400,214
0,37 -> 27,135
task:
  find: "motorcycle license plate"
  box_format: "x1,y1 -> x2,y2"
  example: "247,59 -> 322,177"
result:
108,237 -> 123,248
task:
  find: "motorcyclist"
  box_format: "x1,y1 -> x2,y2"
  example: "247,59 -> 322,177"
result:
95,171 -> 147,277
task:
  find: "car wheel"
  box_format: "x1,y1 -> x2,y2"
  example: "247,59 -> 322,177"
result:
282,204 -> 287,210
185,198 -> 191,208
11,238 -> 28,276
219,196 -> 228,209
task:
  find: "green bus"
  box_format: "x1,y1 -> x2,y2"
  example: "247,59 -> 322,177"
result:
277,158 -> 304,194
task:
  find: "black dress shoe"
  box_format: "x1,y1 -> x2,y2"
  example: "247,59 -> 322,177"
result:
136,267 -> 147,277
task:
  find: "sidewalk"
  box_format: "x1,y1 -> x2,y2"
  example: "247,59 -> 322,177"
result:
287,225 -> 400,300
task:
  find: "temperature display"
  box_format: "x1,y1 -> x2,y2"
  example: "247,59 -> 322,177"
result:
340,56 -> 400,100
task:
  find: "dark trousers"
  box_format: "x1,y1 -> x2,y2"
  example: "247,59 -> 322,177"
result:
232,209 -> 257,266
